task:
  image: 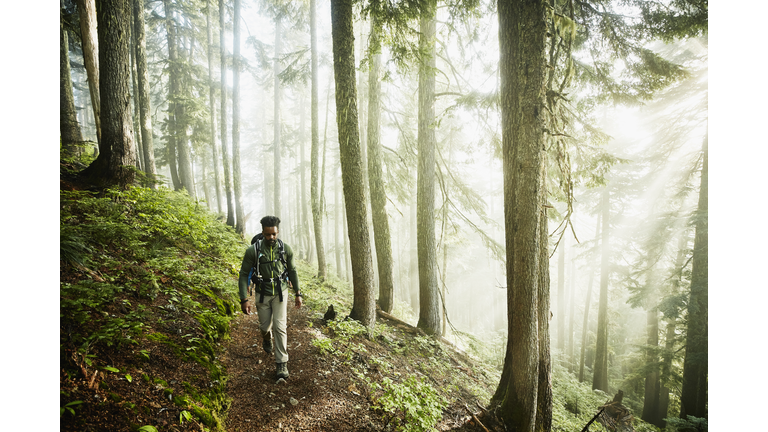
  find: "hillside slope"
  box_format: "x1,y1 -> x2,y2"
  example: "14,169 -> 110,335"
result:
59,158 -> 660,432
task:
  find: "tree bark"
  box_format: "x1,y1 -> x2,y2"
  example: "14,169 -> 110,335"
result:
310,0 -> 328,279
76,0 -> 101,143
536,163 -> 552,432
207,0 -> 223,211
331,0 -> 376,326
491,1 -> 547,430
61,6 -> 83,150
680,133 -> 708,419
81,0 -> 136,187
132,0 -> 157,185
416,0 -> 441,336
220,0 -> 235,227
593,188 -> 611,392
232,0 -> 245,235
367,10 -> 395,313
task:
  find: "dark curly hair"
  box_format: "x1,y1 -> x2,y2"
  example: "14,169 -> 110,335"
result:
260,215 -> 281,229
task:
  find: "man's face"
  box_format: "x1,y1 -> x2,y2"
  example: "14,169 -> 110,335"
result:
263,226 -> 279,247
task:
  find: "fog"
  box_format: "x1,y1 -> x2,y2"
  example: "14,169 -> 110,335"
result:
66,0 -> 707,371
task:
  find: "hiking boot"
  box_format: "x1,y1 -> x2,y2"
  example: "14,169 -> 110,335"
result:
262,331 -> 273,355
276,362 -> 289,379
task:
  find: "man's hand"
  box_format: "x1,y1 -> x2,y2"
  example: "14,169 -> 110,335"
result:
295,295 -> 303,309
240,299 -> 251,315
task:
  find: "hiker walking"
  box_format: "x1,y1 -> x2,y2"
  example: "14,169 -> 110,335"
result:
238,215 -> 303,379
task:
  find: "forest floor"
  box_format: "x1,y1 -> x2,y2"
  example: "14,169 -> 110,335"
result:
222,301 -> 499,432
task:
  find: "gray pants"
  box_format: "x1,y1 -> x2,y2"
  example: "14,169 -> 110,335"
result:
255,294 -> 288,364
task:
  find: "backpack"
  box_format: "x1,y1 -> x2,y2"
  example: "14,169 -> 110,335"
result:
248,233 -> 289,303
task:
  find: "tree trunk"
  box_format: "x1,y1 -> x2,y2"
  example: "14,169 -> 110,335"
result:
220,0 -> 235,227
273,15 -> 283,217
60,7 -> 83,150
207,0 -> 222,212
132,0 -> 157,185
491,1 -> 547,429
310,0 -> 328,279
659,233 -> 687,426
642,304 -> 662,426
535,164 -> 553,432
579,214 -> 600,382
335,170 -> 343,278
410,189 -> 419,314
568,247 -> 577,372
593,188 -> 611,392
164,0 -> 196,199
557,238 -> 566,355
658,318 -> 675,425
232,0 -> 245,235
680,133 -> 708,420
416,1 -> 441,336
367,11 -> 395,314
75,0 -> 101,144
129,21 -> 144,172
81,0 -> 136,187
300,93 -> 312,260
331,0 -> 376,326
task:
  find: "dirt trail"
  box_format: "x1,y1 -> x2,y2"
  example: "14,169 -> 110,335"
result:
222,302 -> 383,431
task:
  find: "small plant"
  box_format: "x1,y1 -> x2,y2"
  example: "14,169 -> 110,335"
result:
180,410 -> 193,424
311,337 -> 336,355
371,376 -> 447,432
60,400 -> 83,417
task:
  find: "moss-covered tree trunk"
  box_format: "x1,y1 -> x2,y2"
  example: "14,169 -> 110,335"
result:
220,0 -> 235,227
81,0 -> 136,187
593,188 -> 611,392
331,0 -> 376,326
232,0 -> 245,235
366,10 -> 395,313
132,0 -> 157,185
680,133 -> 708,420
490,0 -> 547,429
416,0 -> 441,336
60,7 -> 83,151
310,0 -> 328,279
536,163 -> 553,432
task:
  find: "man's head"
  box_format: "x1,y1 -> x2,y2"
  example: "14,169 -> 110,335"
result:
260,216 -> 280,247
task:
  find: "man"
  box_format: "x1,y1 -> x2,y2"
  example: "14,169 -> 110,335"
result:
239,216 -> 303,379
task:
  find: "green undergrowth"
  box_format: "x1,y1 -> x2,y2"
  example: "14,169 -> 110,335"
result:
60,183 -> 245,432
297,279 -> 499,431
298,274 -> 663,432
